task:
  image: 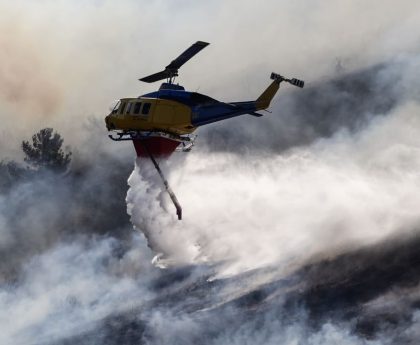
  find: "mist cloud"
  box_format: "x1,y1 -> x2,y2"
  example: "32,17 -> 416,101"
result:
127,98 -> 420,277
1,1 -> 420,344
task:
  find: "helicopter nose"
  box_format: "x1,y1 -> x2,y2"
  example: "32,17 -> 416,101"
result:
105,115 -> 111,130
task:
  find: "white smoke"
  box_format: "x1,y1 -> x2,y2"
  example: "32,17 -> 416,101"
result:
0,233 -> 395,345
142,311 -> 383,345
0,236 -> 153,345
1,1 -> 420,343
127,99 -> 420,277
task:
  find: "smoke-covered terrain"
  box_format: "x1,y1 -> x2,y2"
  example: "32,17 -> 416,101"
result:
1,1 -> 420,344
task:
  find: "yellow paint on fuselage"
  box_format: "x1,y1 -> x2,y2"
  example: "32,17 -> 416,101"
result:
105,97 -> 195,135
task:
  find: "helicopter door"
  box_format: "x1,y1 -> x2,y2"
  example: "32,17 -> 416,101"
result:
118,101 -> 127,115
133,102 -> 142,116
127,101 -> 149,123
141,102 -> 152,118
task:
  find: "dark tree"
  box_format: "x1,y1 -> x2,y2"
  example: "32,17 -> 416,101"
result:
22,128 -> 72,173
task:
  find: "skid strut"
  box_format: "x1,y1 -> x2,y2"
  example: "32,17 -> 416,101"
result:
140,141 -> 182,220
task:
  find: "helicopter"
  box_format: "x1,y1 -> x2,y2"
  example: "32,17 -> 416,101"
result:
105,41 -> 304,220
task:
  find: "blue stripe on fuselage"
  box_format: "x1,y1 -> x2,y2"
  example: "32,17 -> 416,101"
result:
140,89 -> 257,127
141,90 -> 218,107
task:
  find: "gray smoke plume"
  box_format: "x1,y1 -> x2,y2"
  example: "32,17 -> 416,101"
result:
128,57 -> 420,277
2,1 -> 420,344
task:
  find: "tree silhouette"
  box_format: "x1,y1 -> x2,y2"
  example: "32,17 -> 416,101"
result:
22,128 -> 72,173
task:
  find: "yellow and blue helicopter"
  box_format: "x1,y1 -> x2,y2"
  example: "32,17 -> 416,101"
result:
105,41 -> 304,219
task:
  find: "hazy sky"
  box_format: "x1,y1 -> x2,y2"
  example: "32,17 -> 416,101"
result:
1,0 -> 420,158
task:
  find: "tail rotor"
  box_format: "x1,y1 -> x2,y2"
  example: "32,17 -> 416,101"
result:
271,72 -> 305,88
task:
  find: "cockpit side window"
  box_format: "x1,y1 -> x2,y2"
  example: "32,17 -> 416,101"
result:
119,102 -> 126,115
133,102 -> 142,115
126,102 -> 132,114
111,100 -> 121,114
142,103 -> 151,115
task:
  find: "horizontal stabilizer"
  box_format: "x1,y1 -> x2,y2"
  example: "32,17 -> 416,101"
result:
248,112 -> 263,117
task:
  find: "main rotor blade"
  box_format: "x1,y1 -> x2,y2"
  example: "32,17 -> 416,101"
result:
165,41 -> 209,70
139,41 -> 209,83
139,70 -> 169,83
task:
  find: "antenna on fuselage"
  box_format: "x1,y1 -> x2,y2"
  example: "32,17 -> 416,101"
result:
139,41 -> 209,84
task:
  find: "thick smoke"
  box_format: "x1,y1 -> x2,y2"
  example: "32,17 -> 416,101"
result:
1,1 -> 420,344
127,59 -> 420,277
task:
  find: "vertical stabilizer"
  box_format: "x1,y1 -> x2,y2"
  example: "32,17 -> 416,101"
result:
256,72 -> 304,110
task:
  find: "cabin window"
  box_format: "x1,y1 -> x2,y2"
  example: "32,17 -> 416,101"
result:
133,102 -> 142,115
126,102 -> 132,114
110,100 -> 121,114
119,102 -> 126,114
142,103 -> 151,115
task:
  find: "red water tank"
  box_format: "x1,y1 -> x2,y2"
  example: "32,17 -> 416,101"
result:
132,137 -> 180,158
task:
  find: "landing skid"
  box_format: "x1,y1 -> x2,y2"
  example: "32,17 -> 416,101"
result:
109,131 -> 196,152
175,135 -> 197,152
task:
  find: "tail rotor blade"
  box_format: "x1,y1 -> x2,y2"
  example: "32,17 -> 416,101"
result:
289,78 -> 305,88
270,72 -> 305,88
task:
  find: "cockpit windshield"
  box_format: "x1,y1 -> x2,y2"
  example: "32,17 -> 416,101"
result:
109,100 -> 121,113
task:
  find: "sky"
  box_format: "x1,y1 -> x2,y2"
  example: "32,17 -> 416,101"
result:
1,0 -> 419,157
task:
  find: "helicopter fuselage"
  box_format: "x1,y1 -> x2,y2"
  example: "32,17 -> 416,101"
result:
105,83 -> 264,137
